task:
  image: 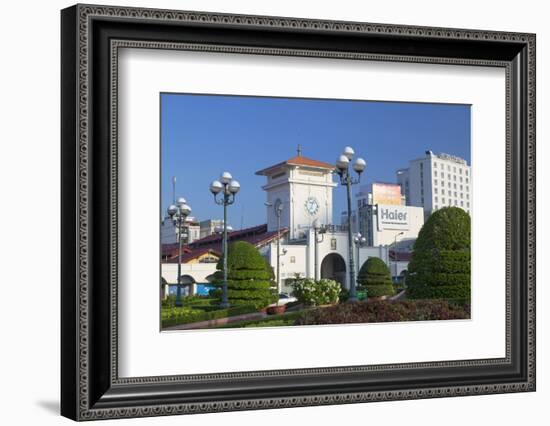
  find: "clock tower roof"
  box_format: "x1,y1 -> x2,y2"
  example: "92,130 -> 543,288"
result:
255,154 -> 335,176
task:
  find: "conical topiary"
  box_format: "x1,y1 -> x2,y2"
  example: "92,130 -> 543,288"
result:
211,241 -> 277,309
356,257 -> 395,298
406,206 -> 470,302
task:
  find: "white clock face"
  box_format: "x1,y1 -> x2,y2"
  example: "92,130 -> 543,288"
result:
305,197 -> 319,216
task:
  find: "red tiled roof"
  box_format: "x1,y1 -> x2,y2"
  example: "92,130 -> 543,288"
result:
255,155 -> 335,175
162,244 -> 191,258
161,224 -> 287,264
165,248 -> 221,264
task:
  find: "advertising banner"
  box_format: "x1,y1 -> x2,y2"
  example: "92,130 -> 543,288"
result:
377,204 -> 410,231
372,183 -> 402,206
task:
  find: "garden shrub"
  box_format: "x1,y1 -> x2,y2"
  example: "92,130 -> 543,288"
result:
211,241 -> 277,309
295,299 -> 470,325
356,257 -> 395,298
161,304 -> 256,328
407,207 -> 471,301
291,278 -> 341,306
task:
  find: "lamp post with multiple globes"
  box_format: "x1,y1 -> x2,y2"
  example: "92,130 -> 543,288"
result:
167,197 -> 192,307
335,146 -> 366,302
209,172 -> 241,309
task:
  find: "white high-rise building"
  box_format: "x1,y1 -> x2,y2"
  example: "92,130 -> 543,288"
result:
396,150 -> 471,217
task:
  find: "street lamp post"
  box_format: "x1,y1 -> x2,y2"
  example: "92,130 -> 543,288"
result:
335,146 -> 366,302
210,172 -> 240,309
353,232 -> 367,274
312,219 -> 327,281
265,201 -> 284,294
167,197 -> 192,307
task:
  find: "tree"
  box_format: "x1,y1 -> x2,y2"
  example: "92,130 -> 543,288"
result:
356,257 -> 395,298
406,207 -> 470,301
211,241 -> 277,309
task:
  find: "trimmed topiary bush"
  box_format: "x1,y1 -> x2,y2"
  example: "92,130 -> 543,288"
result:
211,241 -> 277,309
356,257 -> 395,298
406,207 -> 471,302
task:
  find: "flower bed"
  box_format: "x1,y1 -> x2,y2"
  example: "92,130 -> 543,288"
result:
294,299 -> 470,325
291,278 -> 341,306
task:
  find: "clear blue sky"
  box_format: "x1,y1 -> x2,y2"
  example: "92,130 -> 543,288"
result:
161,93 -> 470,228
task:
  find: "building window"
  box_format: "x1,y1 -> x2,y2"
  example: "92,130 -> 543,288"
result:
290,256 -> 296,263
453,166 -> 456,173
466,178 -> 469,184
441,172 -> 444,179
448,182 -> 451,188
442,189 -> 445,195
460,193 -> 463,199
434,188 -> 438,194
454,183 -> 457,189
435,196 -> 438,203
466,194 -> 469,200
461,201 -> 464,207
454,200 -> 458,205
459,168 -> 462,174
466,170 -> 469,176
454,191 -> 457,197
442,198 -> 445,204
447,165 -> 450,171
453,175 -> 457,181
434,170 -> 437,177
460,176 -> 463,182
467,202 -> 470,208
434,180 -> 438,186
460,185 -> 463,191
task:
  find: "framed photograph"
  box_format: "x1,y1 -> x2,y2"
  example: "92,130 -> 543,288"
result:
61,4 -> 536,421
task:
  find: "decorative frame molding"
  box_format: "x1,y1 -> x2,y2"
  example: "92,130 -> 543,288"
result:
61,4 -> 535,421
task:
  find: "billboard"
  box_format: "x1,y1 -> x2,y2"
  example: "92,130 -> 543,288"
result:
371,182 -> 402,206
377,204 -> 410,231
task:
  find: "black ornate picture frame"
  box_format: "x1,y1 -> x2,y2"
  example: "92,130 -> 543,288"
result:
61,4 -> 536,421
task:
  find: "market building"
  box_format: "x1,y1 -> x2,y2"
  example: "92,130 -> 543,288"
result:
161,149 -> 424,297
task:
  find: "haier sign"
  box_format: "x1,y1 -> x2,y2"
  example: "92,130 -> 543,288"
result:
377,205 -> 410,231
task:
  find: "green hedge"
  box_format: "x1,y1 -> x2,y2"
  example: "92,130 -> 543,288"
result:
216,241 -> 267,270
407,207 -> 471,301
357,257 -> 395,297
212,241 -> 277,309
295,299 -> 470,325
216,311 -> 304,329
358,284 -> 395,298
161,304 -> 257,328
406,283 -> 470,301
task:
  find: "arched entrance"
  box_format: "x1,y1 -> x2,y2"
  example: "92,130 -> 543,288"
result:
160,277 -> 168,300
180,275 -> 196,296
320,253 -> 347,288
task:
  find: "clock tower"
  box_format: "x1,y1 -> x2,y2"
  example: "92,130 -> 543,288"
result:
256,147 -> 337,240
